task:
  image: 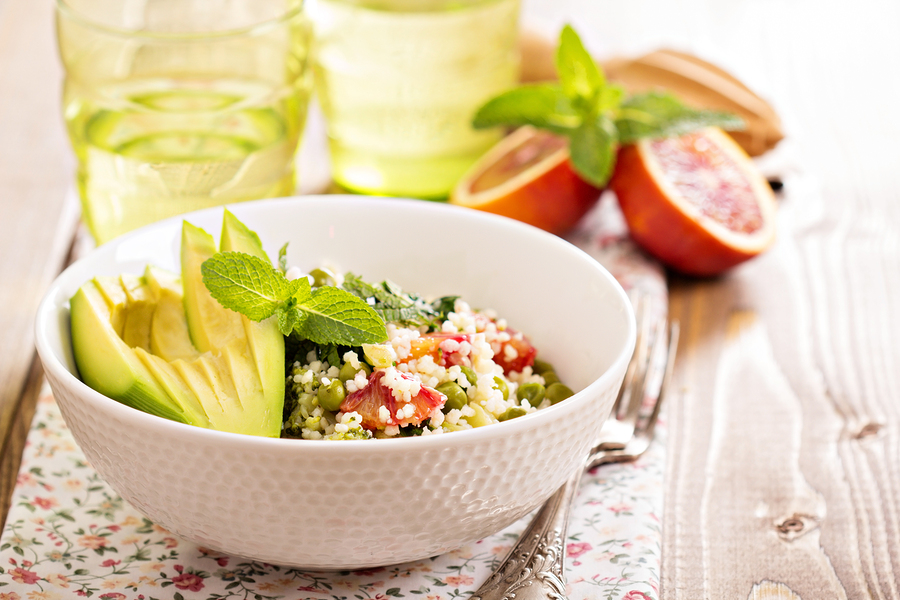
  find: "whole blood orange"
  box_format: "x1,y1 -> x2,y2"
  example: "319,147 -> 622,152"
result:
450,126 -> 602,235
610,127 -> 776,276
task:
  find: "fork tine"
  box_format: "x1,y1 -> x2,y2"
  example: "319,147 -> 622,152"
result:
590,319 -> 679,468
598,292 -> 654,450
609,289 -> 646,418
639,319 -> 679,441
619,294 -> 654,421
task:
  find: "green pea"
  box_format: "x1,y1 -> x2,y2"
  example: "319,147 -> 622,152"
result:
517,382 -> 546,408
498,407 -> 528,421
309,267 -> 337,288
459,365 -> 478,387
437,381 -> 468,411
533,359 -> 555,375
492,376 -> 509,400
541,371 -> 560,386
545,383 -> 574,405
338,362 -> 357,382
317,379 -> 346,412
339,361 -> 371,383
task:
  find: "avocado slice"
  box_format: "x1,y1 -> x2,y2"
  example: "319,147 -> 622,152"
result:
70,279 -> 203,425
144,266 -> 200,362
119,273 -> 154,352
133,348 -> 210,428
93,275 -> 128,338
181,222 -> 243,353
219,209 -> 285,432
171,353 -> 244,425
220,209 -> 270,263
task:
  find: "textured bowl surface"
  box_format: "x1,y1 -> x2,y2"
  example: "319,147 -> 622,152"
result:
34,195 -> 634,569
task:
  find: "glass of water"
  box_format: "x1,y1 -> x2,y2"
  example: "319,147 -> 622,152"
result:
310,0 -> 521,199
56,0 -> 314,244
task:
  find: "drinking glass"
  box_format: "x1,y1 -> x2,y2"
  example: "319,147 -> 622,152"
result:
56,0 -> 314,244
310,0 -> 521,199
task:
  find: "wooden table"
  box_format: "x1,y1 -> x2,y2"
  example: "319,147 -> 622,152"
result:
2,0 -> 898,597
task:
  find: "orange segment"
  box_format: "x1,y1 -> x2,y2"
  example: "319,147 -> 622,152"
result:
650,132 -> 763,234
611,127 -> 776,276
451,127 -> 602,235
470,133 -> 568,192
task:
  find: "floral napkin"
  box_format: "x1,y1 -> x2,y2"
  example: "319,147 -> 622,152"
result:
0,194 -> 666,600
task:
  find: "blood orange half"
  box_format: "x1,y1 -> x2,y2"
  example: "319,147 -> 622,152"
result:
450,127 -> 602,235
610,127 -> 777,276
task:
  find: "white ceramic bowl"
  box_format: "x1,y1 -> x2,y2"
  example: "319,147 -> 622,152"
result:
34,195 -> 634,570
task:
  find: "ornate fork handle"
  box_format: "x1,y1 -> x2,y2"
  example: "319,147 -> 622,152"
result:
470,466 -> 584,600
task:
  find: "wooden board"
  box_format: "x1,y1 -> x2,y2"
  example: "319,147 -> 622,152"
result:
0,0 -> 78,489
657,0 -> 900,594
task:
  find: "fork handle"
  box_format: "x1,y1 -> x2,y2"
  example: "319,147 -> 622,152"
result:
470,466 -> 584,600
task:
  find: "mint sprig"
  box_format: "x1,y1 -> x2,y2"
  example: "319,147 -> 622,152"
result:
473,25 -> 745,187
201,252 -> 387,346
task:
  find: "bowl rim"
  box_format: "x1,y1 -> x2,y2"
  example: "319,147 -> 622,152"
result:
34,195 -> 636,453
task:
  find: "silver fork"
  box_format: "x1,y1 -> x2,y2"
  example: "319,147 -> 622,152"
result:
470,300 -> 679,600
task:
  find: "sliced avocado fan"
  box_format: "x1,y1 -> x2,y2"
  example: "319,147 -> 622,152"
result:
70,211 -> 285,437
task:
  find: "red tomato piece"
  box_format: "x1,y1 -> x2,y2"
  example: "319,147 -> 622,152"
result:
340,369 -> 445,431
491,328 -> 537,375
403,333 -> 472,367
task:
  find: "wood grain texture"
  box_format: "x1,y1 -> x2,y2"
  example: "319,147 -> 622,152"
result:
0,361 -> 44,525
0,0 -> 78,463
658,0 -> 900,596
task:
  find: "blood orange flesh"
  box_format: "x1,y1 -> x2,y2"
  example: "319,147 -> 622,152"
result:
650,133 -> 764,234
469,133 -> 568,192
610,127 -> 776,276
340,370 -> 444,431
451,126 -> 602,235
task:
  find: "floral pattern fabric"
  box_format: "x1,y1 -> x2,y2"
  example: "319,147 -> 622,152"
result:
0,196 -> 667,600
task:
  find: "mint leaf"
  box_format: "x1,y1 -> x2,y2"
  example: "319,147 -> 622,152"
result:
290,275 -> 312,304
556,24 -> 605,114
342,273 -> 442,327
322,345 -> 342,369
296,287 -> 387,346
569,115 -> 617,187
201,252 -> 299,321
431,296 -> 459,320
342,274 -> 408,309
278,243 -> 289,274
278,277 -> 311,334
598,83 -> 625,113
276,306 -> 305,336
473,84 -> 579,134
616,91 -> 745,144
